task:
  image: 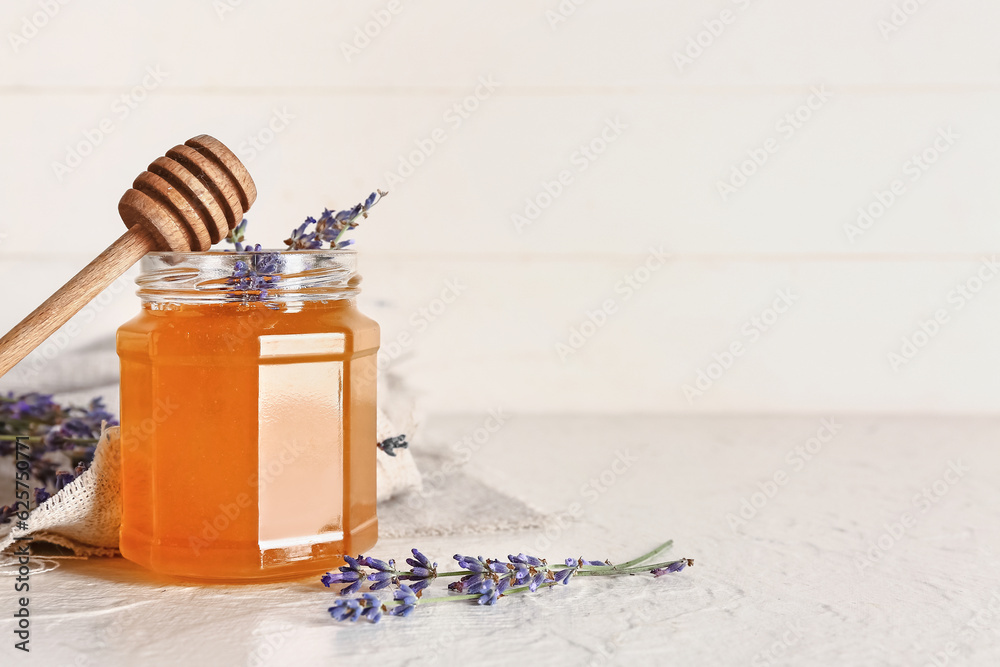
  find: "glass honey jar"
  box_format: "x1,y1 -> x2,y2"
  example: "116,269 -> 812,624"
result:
116,250 -> 379,581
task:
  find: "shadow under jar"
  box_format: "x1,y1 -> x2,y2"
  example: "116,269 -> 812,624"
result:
116,250 -> 379,581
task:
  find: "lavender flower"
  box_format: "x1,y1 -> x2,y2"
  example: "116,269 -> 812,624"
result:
284,191 -> 388,251
360,593 -> 384,623
476,579 -> 500,606
399,548 -> 437,590
328,598 -> 363,622
225,252 -> 284,302
34,487 -> 50,505
389,584 -> 418,617
552,566 -> 576,585
322,555 -> 367,596
1,393 -> 113,496
324,541 -> 691,624
652,559 -> 692,576
378,435 -> 409,457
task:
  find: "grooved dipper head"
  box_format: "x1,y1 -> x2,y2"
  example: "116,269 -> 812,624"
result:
117,135 -> 257,251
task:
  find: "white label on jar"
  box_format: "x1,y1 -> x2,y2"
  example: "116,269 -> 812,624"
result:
257,332 -> 345,561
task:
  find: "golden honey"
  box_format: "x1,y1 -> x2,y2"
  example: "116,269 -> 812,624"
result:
116,251 -> 378,581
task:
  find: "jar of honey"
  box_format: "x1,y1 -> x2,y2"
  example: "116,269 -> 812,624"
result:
116,250 -> 379,581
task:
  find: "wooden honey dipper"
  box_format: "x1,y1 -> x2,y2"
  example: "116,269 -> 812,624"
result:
0,134 -> 256,378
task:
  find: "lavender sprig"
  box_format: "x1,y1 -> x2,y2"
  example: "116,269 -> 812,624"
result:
323,540 -> 692,623
0,392 -> 111,521
221,190 -> 386,304
284,190 -> 387,251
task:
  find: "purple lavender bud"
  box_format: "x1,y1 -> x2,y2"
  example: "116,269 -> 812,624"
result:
321,570 -> 361,587
389,584 -> 418,617
55,471 -> 75,490
362,557 -> 395,572
511,564 -> 530,585
477,580 -> 500,606
582,559 -> 606,567
652,560 -> 688,576
328,599 -> 364,622
496,577 -> 512,595
408,546 -> 433,569
565,558 -> 579,567
359,594 -> 383,623
343,555 -> 365,571
552,568 -> 575,585
509,553 -> 543,567
367,571 -> 395,591
409,567 -> 433,579
489,561 -> 510,574
408,579 -> 432,594
364,192 -> 377,209
461,573 -> 486,593
34,487 -> 51,505
455,554 -> 487,573
529,571 -> 547,592
338,579 -> 363,596
448,580 -> 465,593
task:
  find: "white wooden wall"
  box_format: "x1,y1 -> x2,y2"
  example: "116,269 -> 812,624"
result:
1,1 -> 999,414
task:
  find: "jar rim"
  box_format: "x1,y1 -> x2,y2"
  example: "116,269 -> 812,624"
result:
137,249 -> 361,304
146,249 -> 358,258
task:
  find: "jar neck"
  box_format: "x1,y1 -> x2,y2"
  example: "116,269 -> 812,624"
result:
136,251 -> 361,305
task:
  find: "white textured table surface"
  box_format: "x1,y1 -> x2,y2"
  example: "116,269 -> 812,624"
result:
2,414 -> 999,666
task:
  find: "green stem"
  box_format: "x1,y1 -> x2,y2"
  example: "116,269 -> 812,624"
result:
615,539 -> 674,569
330,193 -> 385,247
572,558 -> 688,576
408,593 -> 479,605
429,540 -> 676,580
0,435 -> 99,444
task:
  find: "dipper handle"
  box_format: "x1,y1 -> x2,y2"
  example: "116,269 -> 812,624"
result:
0,134 -> 255,379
